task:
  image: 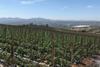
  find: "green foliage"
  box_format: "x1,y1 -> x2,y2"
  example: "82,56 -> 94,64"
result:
0,25 -> 100,67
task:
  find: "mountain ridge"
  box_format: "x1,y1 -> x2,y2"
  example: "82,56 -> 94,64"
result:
0,18 -> 100,28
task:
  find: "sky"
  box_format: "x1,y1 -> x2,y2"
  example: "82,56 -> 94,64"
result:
0,0 -> 100,20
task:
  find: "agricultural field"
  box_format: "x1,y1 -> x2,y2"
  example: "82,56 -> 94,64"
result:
0,24 -> 100,67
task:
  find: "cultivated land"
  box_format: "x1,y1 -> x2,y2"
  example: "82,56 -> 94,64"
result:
0,24 -> 100,67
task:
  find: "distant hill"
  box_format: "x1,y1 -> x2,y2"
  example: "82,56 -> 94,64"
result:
0,18 -> 100,28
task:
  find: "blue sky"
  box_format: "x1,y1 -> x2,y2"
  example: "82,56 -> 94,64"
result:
0,0 -> 100,20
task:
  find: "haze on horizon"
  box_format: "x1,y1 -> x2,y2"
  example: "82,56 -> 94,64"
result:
0,0 -> 100,21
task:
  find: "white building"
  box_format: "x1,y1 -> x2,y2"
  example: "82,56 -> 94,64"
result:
71,25 -> 91,31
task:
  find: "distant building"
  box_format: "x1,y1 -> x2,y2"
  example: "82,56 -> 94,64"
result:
71,25 -> 91,32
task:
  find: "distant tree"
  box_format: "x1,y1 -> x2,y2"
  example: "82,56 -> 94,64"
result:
46,24 -> 49,27
29,23 -> 33,26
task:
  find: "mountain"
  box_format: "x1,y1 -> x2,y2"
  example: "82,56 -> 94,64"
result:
0,18 -> 100,28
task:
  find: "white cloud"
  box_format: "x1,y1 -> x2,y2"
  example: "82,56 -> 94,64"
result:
20,0 -> 33,4
87,5 -> 93,8
20,0 -> 46,5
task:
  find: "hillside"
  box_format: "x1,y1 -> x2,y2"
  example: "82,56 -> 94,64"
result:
0,18 -> 100,28
0,24 -> 100,67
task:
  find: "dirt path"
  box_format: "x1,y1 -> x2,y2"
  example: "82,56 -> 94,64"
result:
94,59 -> 100,67
92,55 -> 100,67
0,64 -> 3,67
